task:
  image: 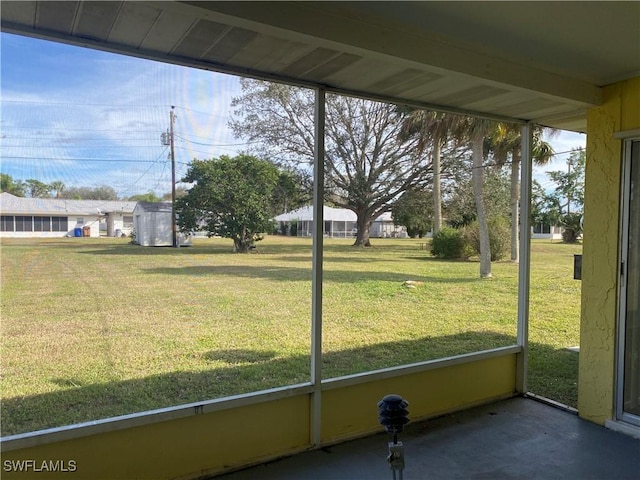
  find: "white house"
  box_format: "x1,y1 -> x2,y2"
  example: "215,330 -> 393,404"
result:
275,205 -> 407,238
132,202 -> 193,247
0,192 -> 136,238
371,211 -> 408,238
531,222 -> 564,240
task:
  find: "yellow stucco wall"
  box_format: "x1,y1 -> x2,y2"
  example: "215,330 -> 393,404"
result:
580,77 -> 640,424
322,355 -> 516,442
1,396 -> 312,480
1,354 -> 517,479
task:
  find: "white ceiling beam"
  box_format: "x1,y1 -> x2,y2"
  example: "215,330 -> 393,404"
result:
182,1 -> 602,107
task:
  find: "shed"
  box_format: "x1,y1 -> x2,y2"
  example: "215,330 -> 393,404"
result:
133,202 -> 192,247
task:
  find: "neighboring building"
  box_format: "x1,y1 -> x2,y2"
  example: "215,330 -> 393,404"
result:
275,205 -> 407,238
531,222 -> 563,240
370,211 -> 408,238
133,202 -> 193,247
0,192 -> 136,238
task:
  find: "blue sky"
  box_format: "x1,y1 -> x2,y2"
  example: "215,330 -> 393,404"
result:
0,32 -> 585,197
1,33 -> 243,198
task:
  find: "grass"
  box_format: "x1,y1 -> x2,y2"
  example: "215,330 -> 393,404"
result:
0,236 -> 582,435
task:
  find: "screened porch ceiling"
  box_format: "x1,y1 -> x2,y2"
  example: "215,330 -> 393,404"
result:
1,1 -> 639,133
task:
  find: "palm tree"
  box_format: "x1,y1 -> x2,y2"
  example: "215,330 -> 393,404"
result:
466,118 -> 498,278
400,110 -> 462,234
491,124 -> 556,262
50,181 -> 66,199
402,111 -> 496,278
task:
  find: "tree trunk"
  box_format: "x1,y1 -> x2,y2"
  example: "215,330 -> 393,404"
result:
233,238 -> 250,253
233,228 -> 254,253
471,133 -> 492,278
510,149 -> 521,263
562,229 -> 579,243
433,135 -> 443,234
353,213 -> 373,247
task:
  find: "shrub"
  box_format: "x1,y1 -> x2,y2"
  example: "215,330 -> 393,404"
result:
464,217 -> 510,261
431,227 -> 468,259
289,220 -> 298,237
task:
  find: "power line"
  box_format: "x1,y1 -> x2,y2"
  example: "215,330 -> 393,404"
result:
468,146 -> 586,171
174,144 -> 243,157
2,101 -> 234,124
174,133 -> 260,147
1,99 -> 175,109
173,105 -> 232,121
0,157 -> 168,166
115,146 -> 169,198
2,126 -> 164,135
1,143 -> 165,148
544,147 -> 585,158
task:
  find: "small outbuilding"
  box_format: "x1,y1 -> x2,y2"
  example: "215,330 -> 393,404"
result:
132,202 -> 192,247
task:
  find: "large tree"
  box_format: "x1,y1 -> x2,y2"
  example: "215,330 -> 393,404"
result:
176,154 -> 280,253
547,148 -> 585,243
391,188 -> 433,238
531,179 -> 562,232
25,179 -> 51,198
0,173 -> 26,196
530,149 -> 585,243
128,191 -> 161,202
230,79 -> 428,247
271,168 -> 311,217
444,166 -> 511,229
161,186 -> 188,201
61,185 -> 118,200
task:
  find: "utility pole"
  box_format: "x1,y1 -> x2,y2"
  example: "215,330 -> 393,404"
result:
161,106 -> 178,247
567,158 -> 571,215
170,106 -> 178,248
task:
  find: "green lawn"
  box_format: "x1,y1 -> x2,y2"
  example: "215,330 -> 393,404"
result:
0,236 -> 582,435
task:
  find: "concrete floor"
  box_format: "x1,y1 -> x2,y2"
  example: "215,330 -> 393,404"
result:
218,397 -> 640,480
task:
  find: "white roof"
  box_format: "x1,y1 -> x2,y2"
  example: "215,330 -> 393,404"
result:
275,206 -> 356,222
133,201 -> 172,214
375,211 -> 393,222
275,206 -> 392,223
0,192 -> 137,216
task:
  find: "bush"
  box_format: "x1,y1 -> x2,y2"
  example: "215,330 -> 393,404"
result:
289,220 -> 298,237
431,227 -> 469,259
464,217 -> 510,261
